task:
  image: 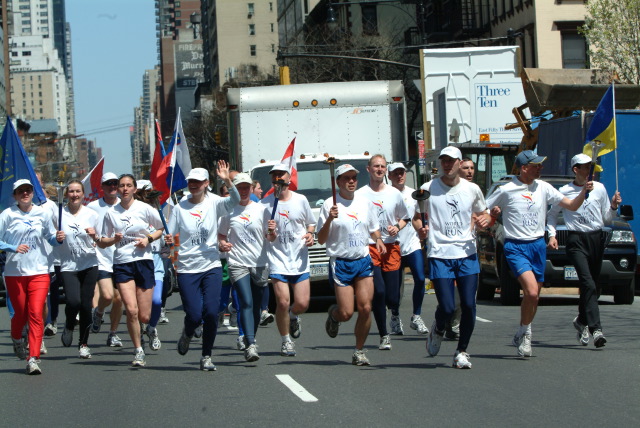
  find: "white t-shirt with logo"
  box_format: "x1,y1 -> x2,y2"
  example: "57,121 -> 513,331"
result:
261,192 -> 315,275
0,204 -> 59,276
419,178 -> 486,259
486,177 -> 564,241
397,185 -> 422,256
87,197 -> 120,272
219,202 -> 269,268
58,206 -> 99,272
102,200 -> 164,265
355,184 -> 409,244
547,181 -> 615,235
317,194 -> 379,260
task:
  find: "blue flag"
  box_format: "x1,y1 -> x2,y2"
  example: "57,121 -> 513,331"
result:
0,117 -> 47,211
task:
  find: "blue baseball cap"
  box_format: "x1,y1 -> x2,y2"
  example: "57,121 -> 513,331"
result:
515,150 -> 546,168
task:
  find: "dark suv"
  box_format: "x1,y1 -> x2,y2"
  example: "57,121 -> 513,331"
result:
477,175 -> 637,305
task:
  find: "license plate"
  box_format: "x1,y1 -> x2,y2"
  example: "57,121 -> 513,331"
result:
564,266 -> 578,281
310,264 -> 328,278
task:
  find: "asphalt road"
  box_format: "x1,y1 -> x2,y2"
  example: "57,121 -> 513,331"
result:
1,289 -> 639,427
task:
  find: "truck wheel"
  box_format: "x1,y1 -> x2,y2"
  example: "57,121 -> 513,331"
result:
613,277 -> 635,305
499,253 -> 521,306
476,271 -> 496,301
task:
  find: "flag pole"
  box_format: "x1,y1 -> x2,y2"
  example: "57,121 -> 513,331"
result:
612,83 -> 619,191
168,107 -> 181,198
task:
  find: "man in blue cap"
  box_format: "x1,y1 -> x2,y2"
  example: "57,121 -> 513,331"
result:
486,150 -> 593,358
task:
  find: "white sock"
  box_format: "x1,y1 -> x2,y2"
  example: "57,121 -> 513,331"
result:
518,324 -> 531,336
136,347 -> 144,353
281,335 -> 291,343
289,308 -> 298,320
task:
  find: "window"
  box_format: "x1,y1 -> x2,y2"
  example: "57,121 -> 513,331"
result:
270,2 -> 273,11
23,51 -> 31,56
175,11 -> 181,17
249,24 -> 255,35
11,52 -> 18,57
361,5 -> 378,36
562,34 -> 587,69
250,45 -> 256,56
248,3 -> 255,16
271,23 -> 274,32
271,44 -> 275,53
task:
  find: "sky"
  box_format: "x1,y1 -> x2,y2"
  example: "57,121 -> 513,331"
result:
66,0 -> 157,176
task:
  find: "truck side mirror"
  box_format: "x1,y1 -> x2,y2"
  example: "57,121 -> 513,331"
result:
619,204 -> 633,221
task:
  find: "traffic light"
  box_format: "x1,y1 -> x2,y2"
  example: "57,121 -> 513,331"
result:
214,131 -> 221,145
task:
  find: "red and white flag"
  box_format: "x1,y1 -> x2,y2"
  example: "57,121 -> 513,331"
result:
264,137 -> 297,197
81,157 -> 105,204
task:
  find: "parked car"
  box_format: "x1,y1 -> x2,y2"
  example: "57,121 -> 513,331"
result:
477,175 -> 637,305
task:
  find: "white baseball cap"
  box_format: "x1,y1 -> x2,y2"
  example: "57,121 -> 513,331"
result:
387,162 -> 406,172
232,172 -> 253,186
269,163 -> 290,174
137,179 -> 152,190
571,153 -> 592,167
13,179 -> 34,191
101,172 -> 118,183
439,146 -> 463,160
186,168 -> 209,181
335,164 -> 358,177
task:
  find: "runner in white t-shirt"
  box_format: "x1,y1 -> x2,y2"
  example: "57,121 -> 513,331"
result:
317,164 -> 385,366
98,174 -> 164,368
355,154 -> 410,351
486,150 -> 592,358
164,163 -> 240,371
414,147 -> 489,369
260,163 -> 316,357
86,172 -> 124,348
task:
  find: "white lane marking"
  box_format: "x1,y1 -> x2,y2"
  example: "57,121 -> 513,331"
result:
475,316 -> 492,323
276,374 -> 319,402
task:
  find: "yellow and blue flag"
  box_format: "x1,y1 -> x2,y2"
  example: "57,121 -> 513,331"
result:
583,84 -> 616,158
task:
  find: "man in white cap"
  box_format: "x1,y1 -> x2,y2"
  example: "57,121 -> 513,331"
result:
547,153 -> 621,348
387,162 -> 429,335
87,172 -> 124,347
415,146 -> 489,369
487,150 -> 593,358
260,163 -> 315,357
356,154 -> 410,351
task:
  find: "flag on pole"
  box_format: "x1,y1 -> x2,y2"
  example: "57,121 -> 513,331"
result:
81,157 -> 105,204
150,119 -> 172,204
264,137 -> 298,197
0,117 -> 47,211
167,108 -> 192,195
583,84 -> 616,157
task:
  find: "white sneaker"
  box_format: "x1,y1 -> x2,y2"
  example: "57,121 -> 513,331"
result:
409,315 -> 429,335
513,332 -> 532,357
79,345 -> 92,359
40,341 -> 47,355
452,351 -> 472,369
573,317 -> 589,346
236,335 -> 247,351
228,303 -> 238,327
390,315 -> 404,335
427,321 -> 443,356
593,330 -> 607,348
200,355 -> 216,371
159,308 -> 170,324
244,344 -> 260,362
132,350 -> 146,367
378,334 -> 392,350
146,326 -> 162,351
26,357 -> 42,375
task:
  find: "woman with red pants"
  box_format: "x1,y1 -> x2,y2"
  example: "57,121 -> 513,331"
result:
0,179 -> 65,375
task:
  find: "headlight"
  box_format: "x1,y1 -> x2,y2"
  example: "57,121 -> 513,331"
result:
610,230 -> 635,243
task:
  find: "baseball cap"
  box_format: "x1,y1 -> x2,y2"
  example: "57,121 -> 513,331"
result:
515,150 -> 546,168
232,172 -> 253,186
136,179 -> 152,190
269,163 -> 290,174
186,168 -> 209,181
439,146 -> 462,160
570,153 -> 592,168
335,164 -> 358,177
101,172 -> 118,183
387,162 -> 406,172
13,179 -> 34,191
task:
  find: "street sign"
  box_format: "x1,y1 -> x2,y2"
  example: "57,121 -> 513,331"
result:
415,131 -> 423,141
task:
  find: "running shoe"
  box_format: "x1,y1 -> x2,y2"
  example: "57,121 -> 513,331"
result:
390,315 -> 404,335
409,315 -> 429,335
325,304 -> 340,338
177,330 -> 192,355
352,349 -> 370,366
444,329 -> 460,341
280,340 -> 296,357
236,335 -> 247,351
44,323 -> 57,336
427,321 -> 443,356
513,332 -> 532,357
289,316 -> 302,339
194,324 -> 203,339
573,316 -> 589,346
79,345 -> 92,359
91,308 -> 104,334
228,303 -> 238,328
107,333 -> 123,347
61,327 -> 73,347
593,330 -> 607,348
259,311 -> 275,326
159,308 -> 170,324
146,326 -> 161,351
40,340 -> 47,355
244,344 -> 260,362
13,338 -> 27,360
132,350 -> 146,367
26,357 -> 42,375
452,351 -> 472,369
217,312 -> 225,327
200,356 -> 216,371
378,334 -> 392,350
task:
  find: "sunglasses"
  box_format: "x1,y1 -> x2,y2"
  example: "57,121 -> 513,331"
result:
103,180 -> 119,186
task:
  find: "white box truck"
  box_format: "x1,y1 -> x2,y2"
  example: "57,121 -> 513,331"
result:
226,80 -> 409,287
